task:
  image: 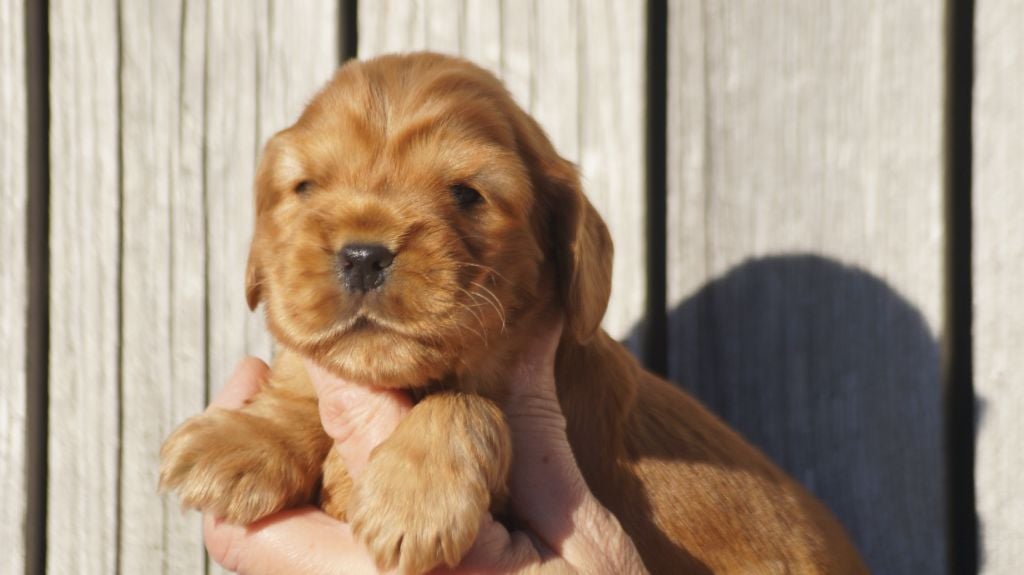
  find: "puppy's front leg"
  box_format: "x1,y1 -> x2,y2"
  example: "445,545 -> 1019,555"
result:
348,391 -> 511,574
160,381 -> 333,524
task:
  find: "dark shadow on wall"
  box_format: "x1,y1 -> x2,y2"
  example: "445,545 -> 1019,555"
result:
627,254 -> 949,575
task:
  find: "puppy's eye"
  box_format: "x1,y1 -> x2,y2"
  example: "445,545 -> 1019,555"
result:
450,184 -> 482,208
295,180 -> 313,196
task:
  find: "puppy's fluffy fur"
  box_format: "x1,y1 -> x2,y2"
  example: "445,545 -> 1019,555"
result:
161,53 -> 867,574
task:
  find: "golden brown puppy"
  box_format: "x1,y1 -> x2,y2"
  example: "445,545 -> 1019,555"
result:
161,53 -> 868,574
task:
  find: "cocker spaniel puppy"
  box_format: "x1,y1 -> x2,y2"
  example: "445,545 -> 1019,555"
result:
161,53 -> 866,574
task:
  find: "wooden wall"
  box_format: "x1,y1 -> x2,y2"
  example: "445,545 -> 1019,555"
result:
1,0 -> 29,573
668,2 -> 947,573
1,0 -> 1018,573
45,1 -> 338,573
975,0 -> 1024,572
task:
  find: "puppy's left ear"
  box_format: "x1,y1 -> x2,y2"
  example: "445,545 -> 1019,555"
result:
509,102 -> 612,341
546,159 -> 614,343
245,243 -> 263,311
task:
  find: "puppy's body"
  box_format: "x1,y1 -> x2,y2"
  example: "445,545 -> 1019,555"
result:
161,53 -> 867,574
558,332 -> 865,573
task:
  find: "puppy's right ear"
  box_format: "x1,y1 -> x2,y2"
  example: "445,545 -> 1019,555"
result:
245,131 -> 299,311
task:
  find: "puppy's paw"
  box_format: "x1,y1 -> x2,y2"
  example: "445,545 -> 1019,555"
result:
159,410 -> 316,524
348,440 -> 490,574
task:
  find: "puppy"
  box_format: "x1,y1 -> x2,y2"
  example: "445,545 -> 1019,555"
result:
161,52 -> 867,574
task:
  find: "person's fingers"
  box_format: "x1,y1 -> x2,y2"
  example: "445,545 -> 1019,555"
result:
456,516 -> 549,574
203,507 -> 380,575
305,360 -> 413,478
209,357 -> 271,411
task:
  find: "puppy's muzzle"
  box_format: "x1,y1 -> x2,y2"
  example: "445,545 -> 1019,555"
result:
338,243 -> 394,292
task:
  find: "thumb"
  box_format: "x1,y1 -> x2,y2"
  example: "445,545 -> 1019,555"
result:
504,316 -> 569,444
305,361 -> 412,478
503,317 -> 590,536
503,318 -> 643,572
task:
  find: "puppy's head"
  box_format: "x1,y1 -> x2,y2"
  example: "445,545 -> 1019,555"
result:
247,53 -> 612,388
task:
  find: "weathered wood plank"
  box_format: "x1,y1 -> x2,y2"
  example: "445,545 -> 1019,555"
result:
975,1 -> 1024,572
0,0 -> 28,572
532,0 -> 579,161
358,0 -> 426,56
359,0 -> 647,346
667,1 -> 946,573
48,0 -> 121,572
498,0 -> 535,111
258,0 -> 339,145
164,1 -> 210,569
424,0 -> 462,54
205,1 -> 270,406
118,0 -> 206,572
461,0 -> 501,73
199,6 -> 253,574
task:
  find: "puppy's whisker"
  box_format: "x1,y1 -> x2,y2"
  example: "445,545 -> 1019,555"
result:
444,312 -> 482,348
390,274 -> 492,329
469,281 -> 507,333
454,288 -> 491,340
465,288 -> 504,331
459,289 -> 501,326
453,309 -> 486,345
455,290 -> 487,327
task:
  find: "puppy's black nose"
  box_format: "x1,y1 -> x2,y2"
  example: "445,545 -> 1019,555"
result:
338,243 -> 395,292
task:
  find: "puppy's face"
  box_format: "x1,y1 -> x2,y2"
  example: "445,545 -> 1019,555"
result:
246,54 -> 612,388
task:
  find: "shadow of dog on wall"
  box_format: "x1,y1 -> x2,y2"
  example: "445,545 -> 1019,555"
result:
633,254 -> 947,575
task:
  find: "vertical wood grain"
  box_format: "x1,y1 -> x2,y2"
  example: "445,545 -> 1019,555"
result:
118,0 -> 207,572
498,0 -> 535,110
0,0 -> 28,572
259,0 -> 339,148
29,2 -> 987,573
47,0 -> 121,573
205,1 -> 270,405
462,0 -> 501,73
359,0 -> 648,346
667,1 -> 946,572
166,2 -> 210,566
532,0 -> 580,161
975,1 -> 1024,572
44,1 -> 341,572
424,0 -> 462,54
358,0 -> 425,56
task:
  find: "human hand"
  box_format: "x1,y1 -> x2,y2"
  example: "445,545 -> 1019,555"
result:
202,318 -> 648,574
